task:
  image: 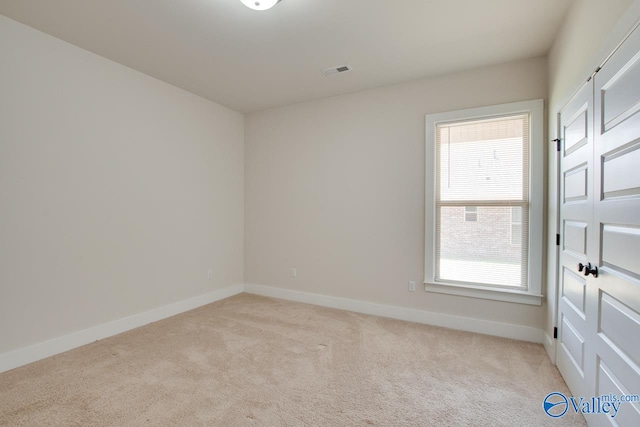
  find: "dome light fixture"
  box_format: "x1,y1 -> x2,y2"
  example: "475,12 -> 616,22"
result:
240,0 -> 281,11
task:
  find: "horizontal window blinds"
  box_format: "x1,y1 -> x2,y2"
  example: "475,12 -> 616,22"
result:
435,114 -> 529,288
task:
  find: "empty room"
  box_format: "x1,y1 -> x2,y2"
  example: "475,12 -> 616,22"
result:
1,0 -> 639,425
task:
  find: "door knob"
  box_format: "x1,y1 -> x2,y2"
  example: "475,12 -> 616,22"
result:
578,262 -> 598,278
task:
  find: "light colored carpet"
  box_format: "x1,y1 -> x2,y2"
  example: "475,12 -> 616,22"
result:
0,293 -> 585,426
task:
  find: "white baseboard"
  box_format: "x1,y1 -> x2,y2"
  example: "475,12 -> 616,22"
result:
244,284 -> 544,343
1,283 -> 545,374
543,331 -> 556,364
0,284 -> 243,374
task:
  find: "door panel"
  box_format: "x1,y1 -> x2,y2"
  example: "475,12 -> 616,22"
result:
563,220 -> 588,256
590,22 -> 640,427
564,104 -> 590,154
601,142 -> 640,199
564,164 -> 589,201
596,360 -> 640,426
601,225 -> 640,277
600,49 -> 640,131
599,292 -> 640,366
562,267 -> 587,316
557,81 -> 594,400
561,315 -> 586,371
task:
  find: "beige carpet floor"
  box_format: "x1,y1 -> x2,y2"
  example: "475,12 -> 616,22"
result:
0,293 -> 585,426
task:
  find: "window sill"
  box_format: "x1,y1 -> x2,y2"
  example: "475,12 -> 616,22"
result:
423,282 -> 543,306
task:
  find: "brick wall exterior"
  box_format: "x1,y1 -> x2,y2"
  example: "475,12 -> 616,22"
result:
439,206 -> 522,264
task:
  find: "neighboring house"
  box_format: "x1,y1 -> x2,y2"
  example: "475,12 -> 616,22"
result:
438,126 -> 527,287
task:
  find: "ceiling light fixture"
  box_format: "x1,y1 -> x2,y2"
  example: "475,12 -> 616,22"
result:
240,0 -> 281,11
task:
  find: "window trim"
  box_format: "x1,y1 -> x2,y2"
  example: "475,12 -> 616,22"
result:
424,100 -> 544,306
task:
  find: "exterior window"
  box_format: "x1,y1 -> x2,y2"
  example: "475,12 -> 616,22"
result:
464,206 -> 478,222
425,100 -> 543,305
511,206 -> 523,246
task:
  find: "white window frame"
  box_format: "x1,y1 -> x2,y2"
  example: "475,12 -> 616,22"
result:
424,99 -> 544,306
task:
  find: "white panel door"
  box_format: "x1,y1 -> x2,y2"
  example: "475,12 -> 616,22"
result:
590,23 -> 640,426
557,82 -> 595,401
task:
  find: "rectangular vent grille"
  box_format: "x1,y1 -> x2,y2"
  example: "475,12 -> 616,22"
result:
322,64 -> 353,77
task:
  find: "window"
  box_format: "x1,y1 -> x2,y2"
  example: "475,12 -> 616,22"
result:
425,100 -> 543,305
464,206 -> 478,222
510,206 -> 522,246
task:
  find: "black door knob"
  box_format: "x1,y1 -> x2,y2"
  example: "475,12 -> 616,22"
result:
578,262 -> 598,278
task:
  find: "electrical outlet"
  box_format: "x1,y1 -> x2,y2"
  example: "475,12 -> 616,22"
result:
290,268 -> 297,278
207,269 -> 213,279
408,281 -> 416,292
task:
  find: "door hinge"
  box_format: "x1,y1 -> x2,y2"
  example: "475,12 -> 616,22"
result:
552,138 -> 561,152
553,327 -> 558,339
587,66 -> 602,83
556,234 -> 560,246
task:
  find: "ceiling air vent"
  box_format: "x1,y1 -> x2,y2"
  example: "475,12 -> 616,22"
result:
322,64 -> 353,77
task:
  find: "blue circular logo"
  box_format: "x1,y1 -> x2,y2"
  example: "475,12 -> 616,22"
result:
543,392 -> 568,418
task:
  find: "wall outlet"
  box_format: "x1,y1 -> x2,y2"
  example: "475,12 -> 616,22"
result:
207,269 -> 213,279
408,281 -> 416,292
290,268 -> 297,278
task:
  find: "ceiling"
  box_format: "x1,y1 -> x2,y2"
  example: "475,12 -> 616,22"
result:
0,0 -> 575,113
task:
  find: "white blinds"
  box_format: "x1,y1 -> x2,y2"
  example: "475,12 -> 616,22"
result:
435,114 -> 530,288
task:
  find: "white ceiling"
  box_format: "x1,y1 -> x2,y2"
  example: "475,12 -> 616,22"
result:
0,0 -> 574,113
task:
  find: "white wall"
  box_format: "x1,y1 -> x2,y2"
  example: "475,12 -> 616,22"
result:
545,0 -> 639,357
0,16 -> 244,354
245,57 -> 548,331
548,0 -> 635,107
7,0 -> 637,365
